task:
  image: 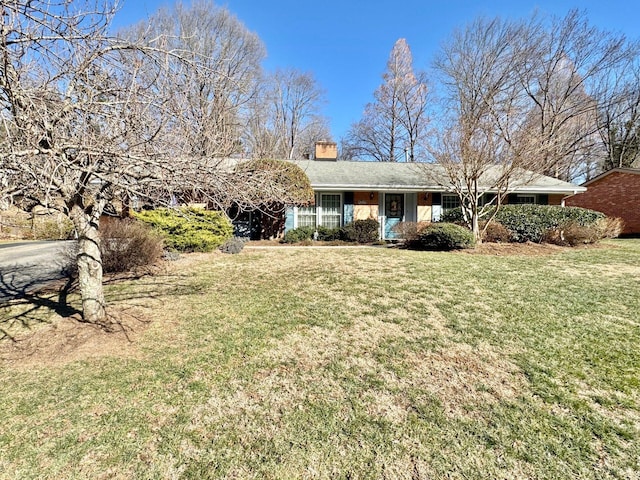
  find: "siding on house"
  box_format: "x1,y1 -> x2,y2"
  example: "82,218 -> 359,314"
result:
353,191 -> 379,221
565,169 -> 640,235
417,192 -> 432,223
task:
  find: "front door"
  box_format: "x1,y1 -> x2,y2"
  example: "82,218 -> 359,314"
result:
384,193 -> 404,239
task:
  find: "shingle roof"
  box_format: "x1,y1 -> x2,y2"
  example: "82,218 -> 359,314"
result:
290,160 -> 586,195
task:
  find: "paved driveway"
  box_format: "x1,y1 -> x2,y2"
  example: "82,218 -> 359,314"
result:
0,241 -> 74,303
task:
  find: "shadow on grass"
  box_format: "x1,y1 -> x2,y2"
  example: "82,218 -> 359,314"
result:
0,256 -> 204,342
0,260 -> 81,341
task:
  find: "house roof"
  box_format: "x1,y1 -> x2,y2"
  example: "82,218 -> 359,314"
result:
580,167 -> 640,186
290,160 -> 587,195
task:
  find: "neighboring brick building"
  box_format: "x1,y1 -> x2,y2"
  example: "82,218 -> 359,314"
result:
565,168 -> 640,235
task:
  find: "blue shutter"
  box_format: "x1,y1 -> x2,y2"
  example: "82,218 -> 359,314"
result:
343,192 -> 354,225
284,207 -> 295,232
431,192 -> 442,222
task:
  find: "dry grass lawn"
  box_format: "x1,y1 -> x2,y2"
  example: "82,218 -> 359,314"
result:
1,240 -> 639,479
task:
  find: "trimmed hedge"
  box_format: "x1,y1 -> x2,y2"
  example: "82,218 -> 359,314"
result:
134,207 -> 233,252
416,223 -> 475,250
283,226 -> 316,243
343,218 -> 380,243
283,219 -> 380,244
442,205 -> 606,243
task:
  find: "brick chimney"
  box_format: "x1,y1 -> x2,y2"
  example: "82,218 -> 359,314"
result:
314,141 -> 338,161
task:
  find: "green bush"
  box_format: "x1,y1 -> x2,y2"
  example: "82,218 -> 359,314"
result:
416,223 -> 475,251
283,220 -> 380,244
34,216 -> 75,240
496,205 -> 604,243
99,218 -> 164,272
134,207 -> 233,252
316,226 -> 343,241
440,208 -> 467,224
283,226 -> 316,243
442,205 -> 605,243
342,218 -> 380,243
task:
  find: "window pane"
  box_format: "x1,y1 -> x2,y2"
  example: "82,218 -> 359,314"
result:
298,205 -> 316,227
321,194 -> 341,228
515,195 -> 536,204
442,195 -> 460,212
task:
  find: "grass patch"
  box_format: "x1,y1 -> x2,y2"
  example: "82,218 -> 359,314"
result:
1,241 -> 639,478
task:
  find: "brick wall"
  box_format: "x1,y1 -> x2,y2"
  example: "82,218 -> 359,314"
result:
548,194 -> 565,206
565,171 -> 640,234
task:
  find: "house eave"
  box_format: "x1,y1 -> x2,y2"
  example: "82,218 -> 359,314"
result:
310,184 -> 587,195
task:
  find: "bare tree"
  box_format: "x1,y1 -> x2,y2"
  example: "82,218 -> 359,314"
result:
244,68 -> 329,159
345,38 -> 429,162
429,11 -> 638,241
0,0 -> 310,326
124,0 -> 265,158
430,17 -> 534,242
598,60 -> 640,172
517,10 -> 634,182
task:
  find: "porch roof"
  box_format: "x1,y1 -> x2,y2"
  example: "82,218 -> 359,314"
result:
290,160 -> 587,195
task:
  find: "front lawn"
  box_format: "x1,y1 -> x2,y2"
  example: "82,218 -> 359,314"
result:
1,240 -> 639,479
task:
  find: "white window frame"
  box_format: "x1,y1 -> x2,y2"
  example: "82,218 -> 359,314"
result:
316,192 -> 344,228
293,192 -> 343,228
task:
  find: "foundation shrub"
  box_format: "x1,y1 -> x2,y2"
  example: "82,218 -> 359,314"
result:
284,219 -> 380,244
282,226 -> 315,243
416,223 -> 475,251
316,226 -> 343,241
134,207 -> 233,252
392,221 -> 431,242
481,221 -> 512,243
99,218 -> 164,273
442,205 -> 606,243
342,218 -> 380,243
497,205 -> 605,243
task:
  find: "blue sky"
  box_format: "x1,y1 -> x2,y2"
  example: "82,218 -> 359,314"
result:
111,0 -> 640,141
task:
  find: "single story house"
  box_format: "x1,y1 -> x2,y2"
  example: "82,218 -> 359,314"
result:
565,168 -> 640,235
276,145 -> 587,240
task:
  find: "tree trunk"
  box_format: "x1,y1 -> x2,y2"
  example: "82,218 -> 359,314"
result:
471,211 -> 482,245
69,202 -> 108,326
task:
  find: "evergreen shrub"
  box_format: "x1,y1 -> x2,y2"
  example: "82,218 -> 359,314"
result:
342,218 -> 380,243
416,223 -> 475,250
134,207 -> 233,252
442,205 -> 606,243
